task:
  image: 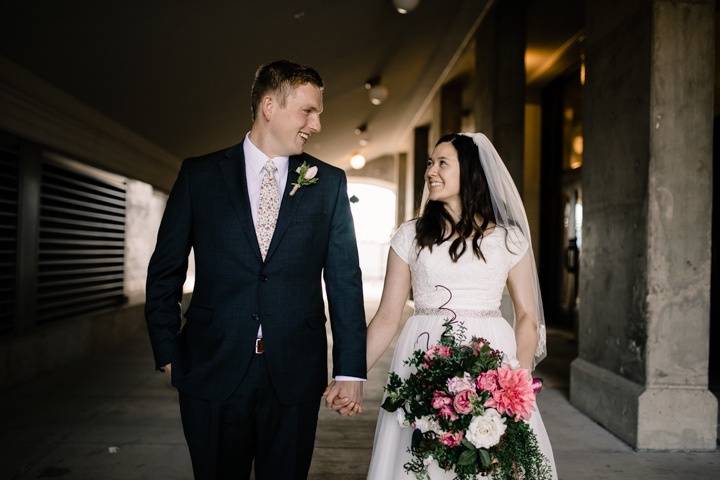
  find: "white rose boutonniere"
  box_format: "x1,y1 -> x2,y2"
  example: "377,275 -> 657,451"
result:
290,162 -> 319,196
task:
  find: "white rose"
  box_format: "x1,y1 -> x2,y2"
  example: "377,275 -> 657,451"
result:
414,415 -> 441,434
396,409 -> 411,428
466,408 -> 507,449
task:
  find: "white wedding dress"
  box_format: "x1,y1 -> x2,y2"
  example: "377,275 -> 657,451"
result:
367,220 -> 557,479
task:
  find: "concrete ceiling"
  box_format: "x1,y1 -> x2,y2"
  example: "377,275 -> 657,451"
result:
2,0 -> 582,168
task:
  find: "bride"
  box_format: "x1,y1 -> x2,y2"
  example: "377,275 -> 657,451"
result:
329,132 -> 557,479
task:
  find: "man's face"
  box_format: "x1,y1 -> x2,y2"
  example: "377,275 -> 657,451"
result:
267,82 -> 323,156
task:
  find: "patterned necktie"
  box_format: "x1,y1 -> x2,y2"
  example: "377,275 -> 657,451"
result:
256,159 -> 280,260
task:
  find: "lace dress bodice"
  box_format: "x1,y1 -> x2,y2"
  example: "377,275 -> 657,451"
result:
390,220 -> 528,312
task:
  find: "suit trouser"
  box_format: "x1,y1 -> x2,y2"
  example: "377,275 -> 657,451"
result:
178,354 -> 321,480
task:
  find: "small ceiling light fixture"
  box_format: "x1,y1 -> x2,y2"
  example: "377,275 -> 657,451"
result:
350,153 -> 367,170
354,123 -> 370,146
354,123 -> 367,136
364,77 -> 389,106
393,0 -> 420,14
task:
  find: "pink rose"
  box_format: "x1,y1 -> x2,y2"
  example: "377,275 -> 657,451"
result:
453,390 -> 476,415
440,431 -> 464,447
304,165 -> 318,180
431,391 -> 452,409
476,370 -> 499,394
438,405 -> 458,421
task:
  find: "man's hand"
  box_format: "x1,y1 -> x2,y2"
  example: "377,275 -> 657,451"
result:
324,380 -> 363,416
162,363 -> 172,379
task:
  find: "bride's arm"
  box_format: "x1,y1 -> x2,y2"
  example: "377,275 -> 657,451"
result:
366,248 -> 412,372
506,253 -> 540,371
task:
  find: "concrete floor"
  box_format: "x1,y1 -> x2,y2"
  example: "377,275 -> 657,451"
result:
1,303 -> 719,480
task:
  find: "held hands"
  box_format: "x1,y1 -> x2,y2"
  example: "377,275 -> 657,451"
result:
323,380 -> 364,416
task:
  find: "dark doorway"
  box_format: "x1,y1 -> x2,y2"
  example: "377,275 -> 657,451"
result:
539,68 -> 583,331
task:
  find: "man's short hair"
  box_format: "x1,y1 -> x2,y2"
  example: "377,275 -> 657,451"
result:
250,60 -> 324,121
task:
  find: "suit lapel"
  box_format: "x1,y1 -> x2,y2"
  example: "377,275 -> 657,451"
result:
218,144 -> 263,262
264,155 -> 305,263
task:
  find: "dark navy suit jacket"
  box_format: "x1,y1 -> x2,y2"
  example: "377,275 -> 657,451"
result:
145,143 -> 366,404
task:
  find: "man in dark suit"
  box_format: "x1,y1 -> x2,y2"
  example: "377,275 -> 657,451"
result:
145,60 -> 367,479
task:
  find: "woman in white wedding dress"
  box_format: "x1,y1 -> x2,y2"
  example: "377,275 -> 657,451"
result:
362,133 -> 557,479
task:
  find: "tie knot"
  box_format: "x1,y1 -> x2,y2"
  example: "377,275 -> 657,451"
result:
263,159 -> 277,174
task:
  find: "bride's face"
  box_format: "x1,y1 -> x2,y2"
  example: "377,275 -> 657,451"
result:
426,142 -> 461,206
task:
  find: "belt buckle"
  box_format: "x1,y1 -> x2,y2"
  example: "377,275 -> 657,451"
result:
255,338 -> 265,354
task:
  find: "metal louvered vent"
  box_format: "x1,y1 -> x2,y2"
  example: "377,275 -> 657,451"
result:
0,145 -> 19,334
37,158 -> 127,323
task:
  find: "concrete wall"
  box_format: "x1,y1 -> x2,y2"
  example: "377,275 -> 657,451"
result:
124,180 -> 168,304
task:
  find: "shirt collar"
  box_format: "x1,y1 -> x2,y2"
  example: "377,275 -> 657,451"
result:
243,133 -> 289,176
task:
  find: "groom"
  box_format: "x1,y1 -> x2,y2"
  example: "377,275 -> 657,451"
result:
145,60 -> 367,479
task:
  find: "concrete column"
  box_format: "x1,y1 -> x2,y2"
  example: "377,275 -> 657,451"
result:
571,0 -> 717,450
472,0 -> 526,188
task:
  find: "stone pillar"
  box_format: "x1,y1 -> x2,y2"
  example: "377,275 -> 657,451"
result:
571,0 -> 717,450
473,0 -> 526,188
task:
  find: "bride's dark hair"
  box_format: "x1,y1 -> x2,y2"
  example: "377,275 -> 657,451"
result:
416,133 -> 499,262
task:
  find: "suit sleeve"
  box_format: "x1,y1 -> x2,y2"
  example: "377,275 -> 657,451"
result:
145,160 -> 193,370
323,172 -> 367,379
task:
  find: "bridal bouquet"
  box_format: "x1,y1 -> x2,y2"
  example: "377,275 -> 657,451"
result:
381,320 -> 552,480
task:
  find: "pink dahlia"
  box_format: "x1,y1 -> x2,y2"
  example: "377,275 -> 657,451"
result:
484,366 -> 535,421
440,431 -> 464,447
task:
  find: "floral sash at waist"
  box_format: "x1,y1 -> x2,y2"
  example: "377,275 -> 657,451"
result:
413,307 -> 503,319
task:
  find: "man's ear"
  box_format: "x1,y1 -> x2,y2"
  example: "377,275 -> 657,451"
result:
261,94 -> 274,121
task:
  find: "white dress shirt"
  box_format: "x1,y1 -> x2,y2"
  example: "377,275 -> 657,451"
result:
243,134 -> 364,382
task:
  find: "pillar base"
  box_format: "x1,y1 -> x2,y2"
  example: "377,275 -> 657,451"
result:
571,358 -> 718,450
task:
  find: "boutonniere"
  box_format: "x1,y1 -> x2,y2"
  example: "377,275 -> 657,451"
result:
289,161 -> 319,196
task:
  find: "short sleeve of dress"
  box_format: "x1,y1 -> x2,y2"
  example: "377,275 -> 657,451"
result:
390,220 -> 416,264
506,227 -> 531,269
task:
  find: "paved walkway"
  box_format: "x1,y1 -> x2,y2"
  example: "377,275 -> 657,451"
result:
1,302 -> 719,479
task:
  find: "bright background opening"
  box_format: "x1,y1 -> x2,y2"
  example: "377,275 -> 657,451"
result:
347,181 -> 397,300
